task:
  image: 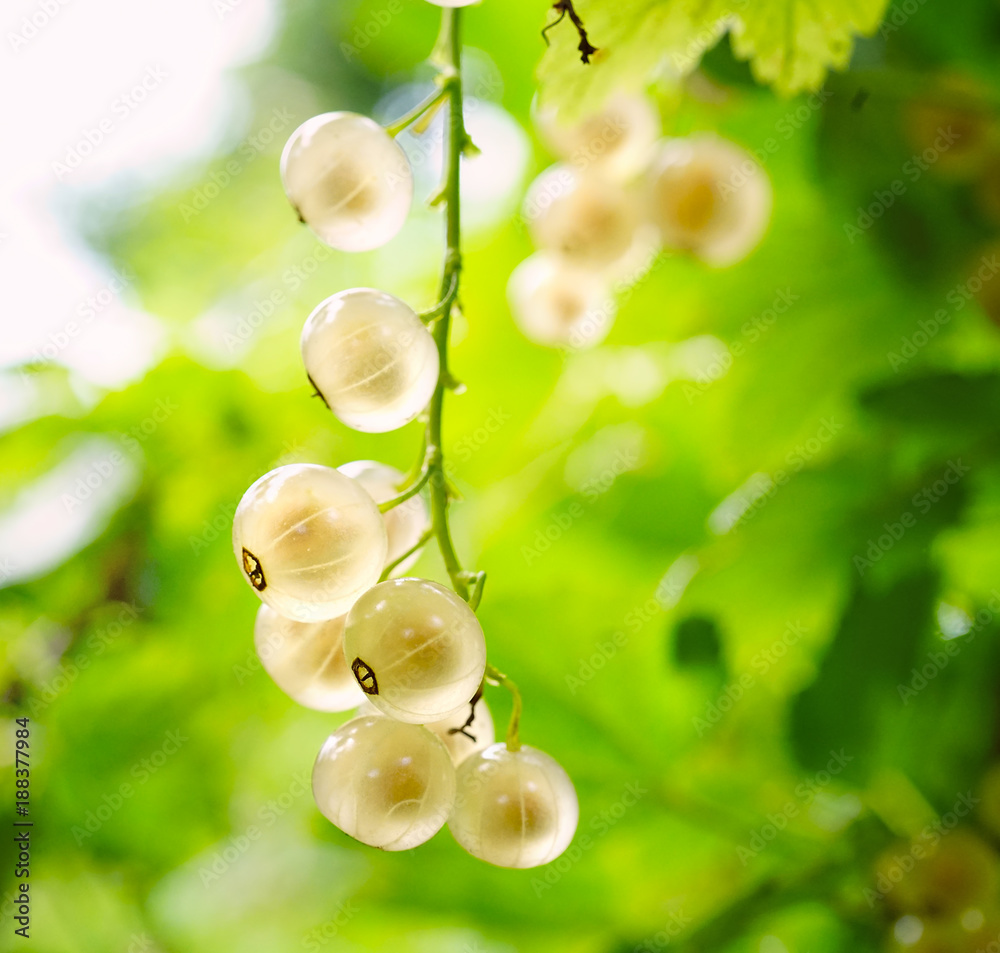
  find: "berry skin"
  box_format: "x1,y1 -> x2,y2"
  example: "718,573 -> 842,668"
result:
507,251 -> 615,350
449,743 -> 579,868
427,698 -> 495,765
232,464 -> 387,622
425,0 -> 480,6
534,92 -> 660,182
312,714 -> 456,850
646,135 -> 771,267
301,288 -> 440,434
280,112 -> 413,251
253,604 -> 363,712
343,578 -> 487,723
337,460 -> 429,575
525,165 -> 641,270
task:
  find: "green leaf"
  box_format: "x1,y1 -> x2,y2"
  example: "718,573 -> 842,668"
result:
728,0 -> 890,95
536,0 -> 891,111
789,570 -> 937,784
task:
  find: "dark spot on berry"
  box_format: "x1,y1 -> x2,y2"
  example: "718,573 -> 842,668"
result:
352,657 -> 379,695
242,548 -> 266,591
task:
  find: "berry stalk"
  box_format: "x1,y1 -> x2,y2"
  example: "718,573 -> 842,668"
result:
424,6 -> 473,602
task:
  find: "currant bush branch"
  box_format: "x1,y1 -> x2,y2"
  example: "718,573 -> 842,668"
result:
392,8 -> 535,753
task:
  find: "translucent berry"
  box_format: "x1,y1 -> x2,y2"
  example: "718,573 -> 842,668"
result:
343,578 -> 487,723
449,743 -> 579,868
280,112 -> 413,251
253,604 -> 363,711
507,252 -> 615,350
301,288 -> 439,433
875,829 -> 997,917
977,762 -> 1000,837
525,165 -> 640,270
427,697 -> 495,764
646,135 -> 771,267
312,714 -> 456,850
338,460 -> 429,575
425,0 -> 480,6
905,76 -> 995,180
233,464 -> 387,621
534,92 -> 659,182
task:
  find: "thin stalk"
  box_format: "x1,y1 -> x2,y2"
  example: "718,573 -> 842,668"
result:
378,527 -> 435,582
486,664 -> 522,751
383,85 -> 449,137
378,446 -> 438,512
423,6 -> 470,600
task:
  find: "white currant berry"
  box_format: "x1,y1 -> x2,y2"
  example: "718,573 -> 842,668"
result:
525,165 -> 640,270
253,604 -> 363,711
449,743 -> 579,868
534,92 -> 659,182
301,288 -> 440,434
338,460 -> 429,575
427,697 -> 495,765
646,135 -> 772,267
233,464 -> 387,622
312,714 -> 456,850
507,252 -> 615,350
424,0 -> 480,6
344,578 -> 487,723
280,112 -> 413,251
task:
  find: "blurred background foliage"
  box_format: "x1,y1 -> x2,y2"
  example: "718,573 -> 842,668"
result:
5,0 -> 1000,951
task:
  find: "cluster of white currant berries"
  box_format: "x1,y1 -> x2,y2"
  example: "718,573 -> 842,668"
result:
230,57 -> 578,867
509,92 -> 774,351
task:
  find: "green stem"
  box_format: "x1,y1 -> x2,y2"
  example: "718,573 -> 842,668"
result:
407,8 -> 517,744
424,6 -> 470,600
378,527 -> 435,582
383,85 -> 449,138
486,664 -> 522,751
419,271 -> 459,323
378,446 -> 438,512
